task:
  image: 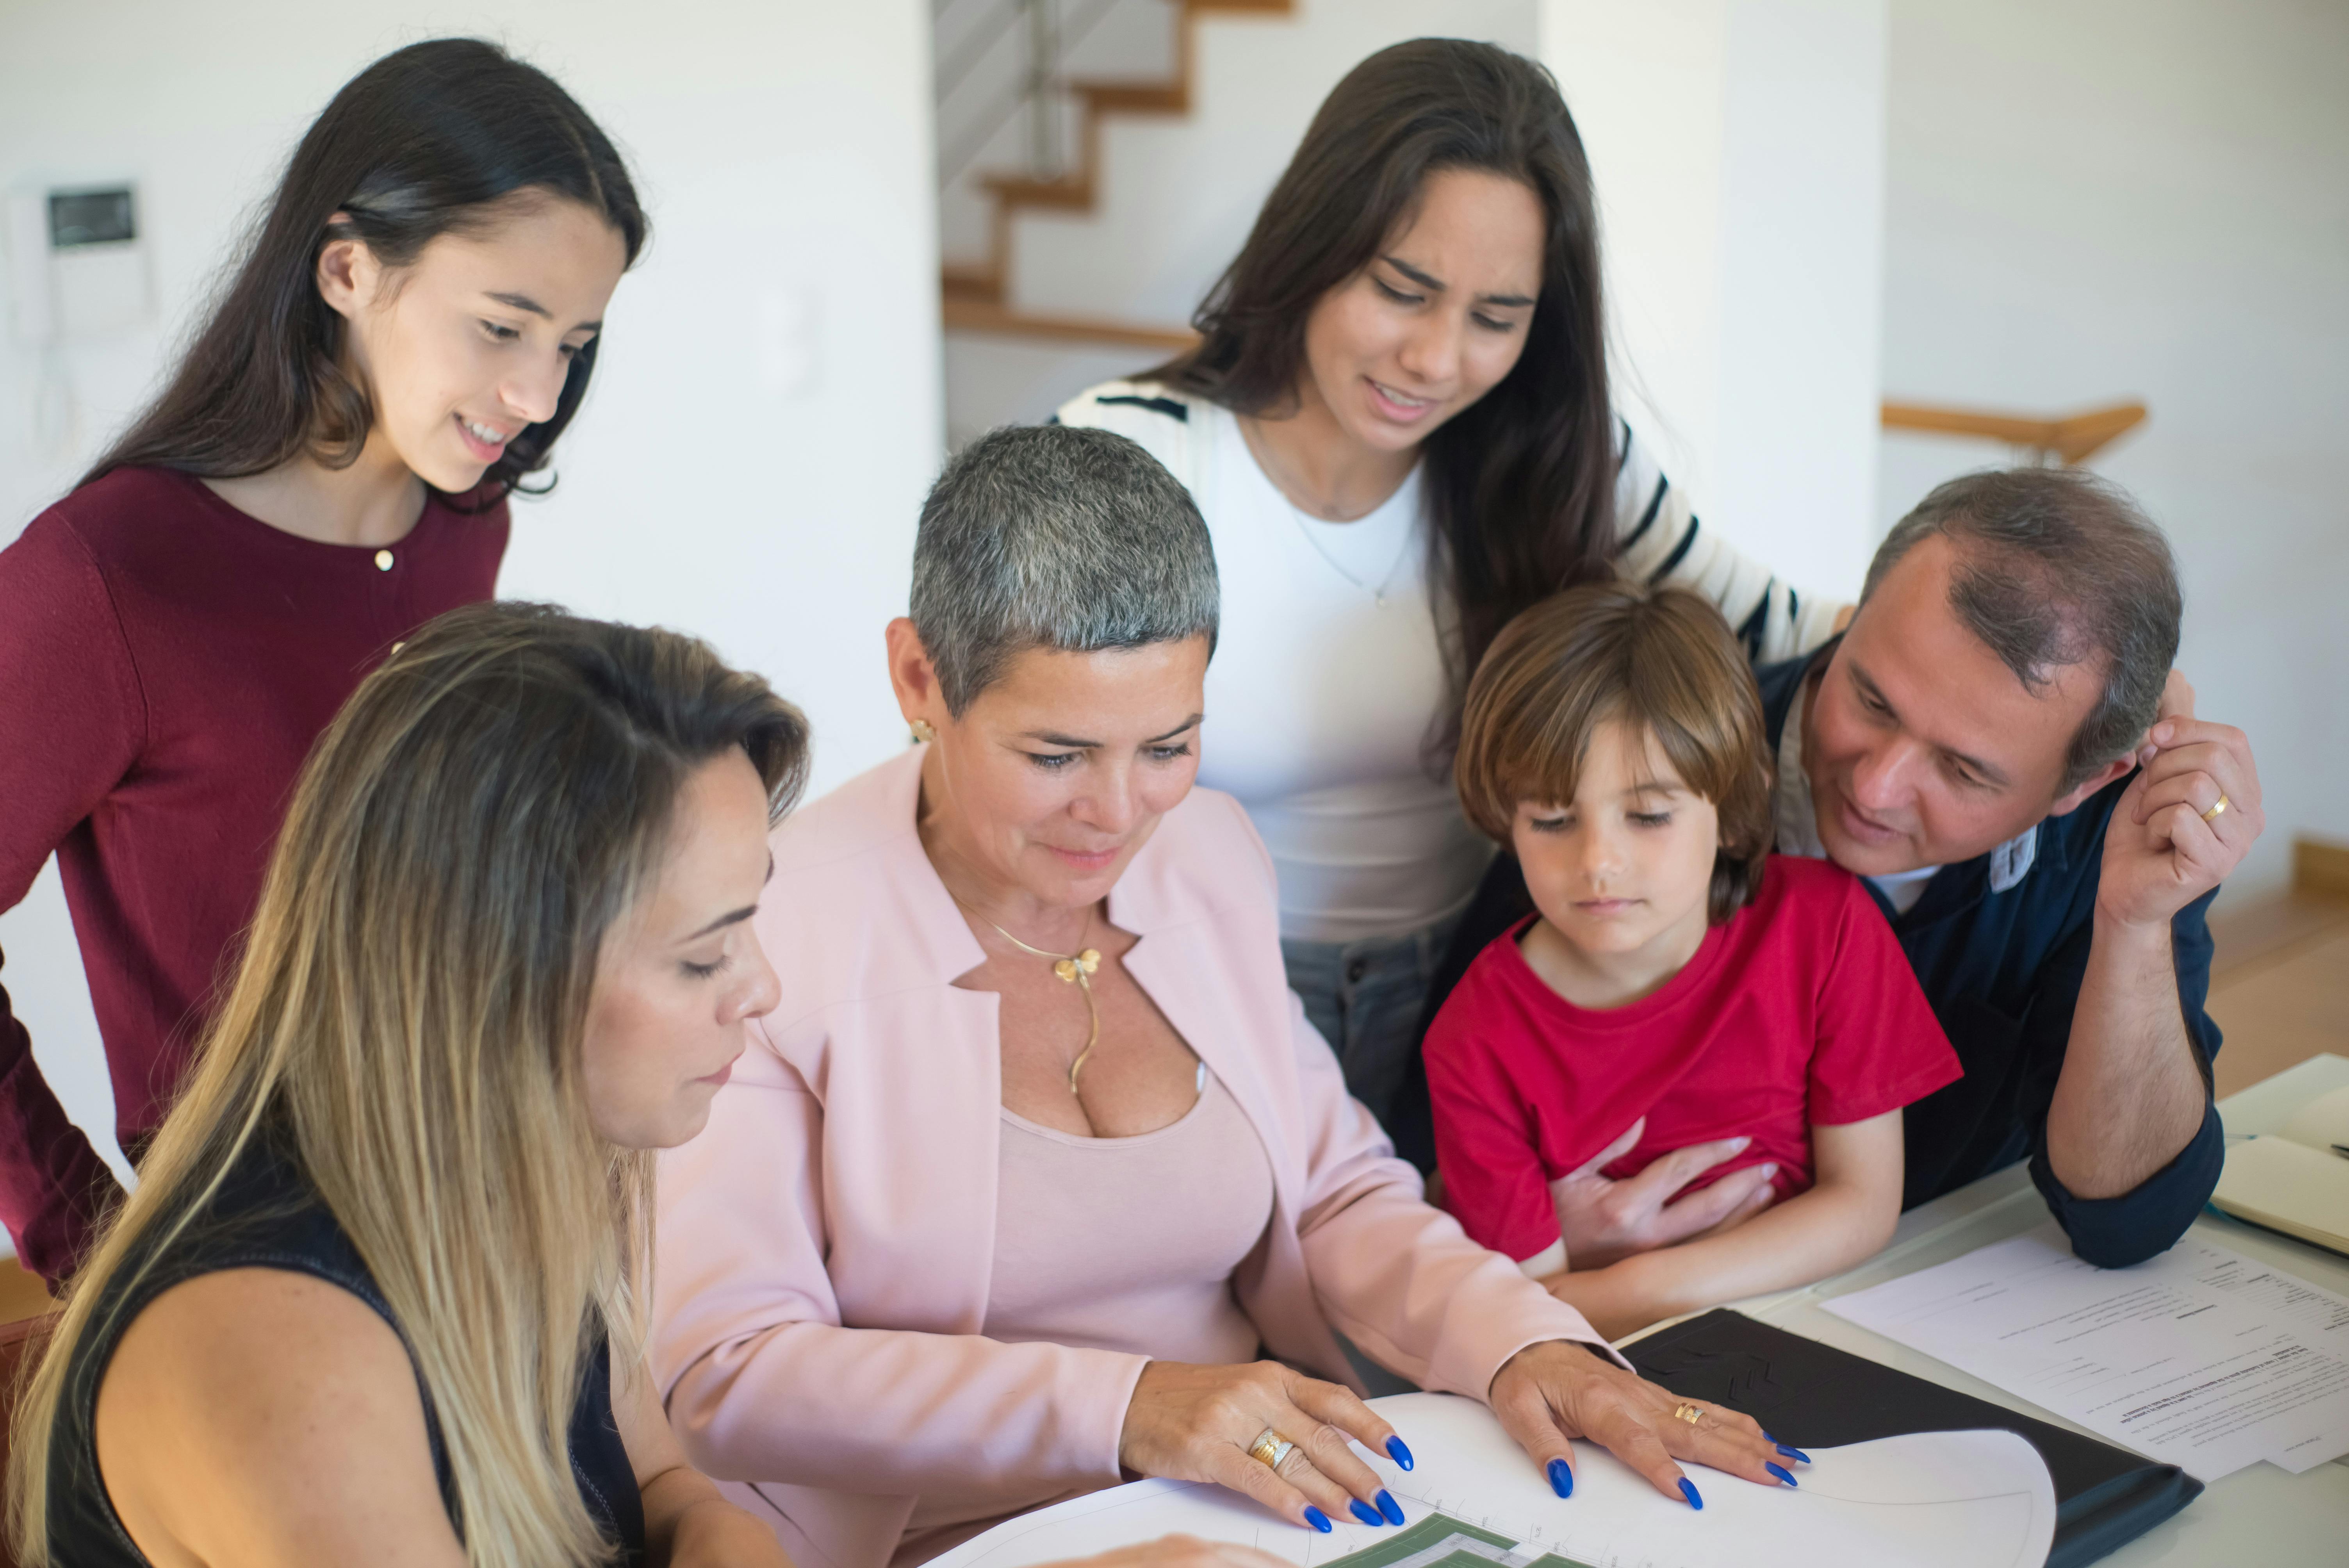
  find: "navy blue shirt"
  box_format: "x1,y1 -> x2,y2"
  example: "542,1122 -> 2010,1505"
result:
1396,649 -> 2225,1269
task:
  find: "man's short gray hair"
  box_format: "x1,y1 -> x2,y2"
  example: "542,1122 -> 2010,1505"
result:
911,424 -> 1220,714
1864,468 -> 2181,793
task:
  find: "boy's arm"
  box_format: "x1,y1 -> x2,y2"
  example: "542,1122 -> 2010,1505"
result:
1424,1014 -> 1568,1268
1539,1111 -> 1902,1342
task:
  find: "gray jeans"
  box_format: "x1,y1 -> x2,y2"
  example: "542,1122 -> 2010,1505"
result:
1280,910 -> 1463,1136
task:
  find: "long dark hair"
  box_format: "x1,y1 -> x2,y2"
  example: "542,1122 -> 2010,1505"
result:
85,38 -> 646,504
1153,39 -> 1615,757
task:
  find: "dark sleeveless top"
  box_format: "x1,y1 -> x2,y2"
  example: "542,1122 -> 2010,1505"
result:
46,1135 -> 646,1565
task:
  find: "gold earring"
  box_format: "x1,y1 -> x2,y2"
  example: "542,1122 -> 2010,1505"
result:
909,718 -> 937,744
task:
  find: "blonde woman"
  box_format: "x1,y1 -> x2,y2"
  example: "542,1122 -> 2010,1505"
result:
5,603 -> 807,1568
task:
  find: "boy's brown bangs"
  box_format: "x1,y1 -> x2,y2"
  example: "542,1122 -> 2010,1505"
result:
1454,582 -> 1777,923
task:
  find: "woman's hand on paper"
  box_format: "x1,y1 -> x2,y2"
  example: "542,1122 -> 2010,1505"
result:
1120,1360 -> 1410,1535
1488,1339 -> 1793,1508
1547,1119 -> 1777,1270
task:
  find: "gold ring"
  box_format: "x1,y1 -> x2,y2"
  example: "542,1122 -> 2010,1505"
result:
1670,1403 -> 1704,1426
1247,1428 -> 1295,1470
2201,794 -> 2230,823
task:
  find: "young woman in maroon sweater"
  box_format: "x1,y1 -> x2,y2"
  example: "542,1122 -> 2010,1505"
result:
0,38 -> 645,1284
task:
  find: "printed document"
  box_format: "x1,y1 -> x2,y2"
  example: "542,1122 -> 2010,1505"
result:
926,1391 -> 2054,1568
1824,1220 -> 2349,1481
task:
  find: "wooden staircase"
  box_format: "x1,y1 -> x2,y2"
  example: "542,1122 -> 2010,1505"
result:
940,0 -> 1290,349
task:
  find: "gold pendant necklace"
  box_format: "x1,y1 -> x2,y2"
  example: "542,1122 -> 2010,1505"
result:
973,907 -> 1103,1095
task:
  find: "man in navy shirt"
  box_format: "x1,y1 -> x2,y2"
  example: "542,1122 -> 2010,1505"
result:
1404,468 -> 2263,1268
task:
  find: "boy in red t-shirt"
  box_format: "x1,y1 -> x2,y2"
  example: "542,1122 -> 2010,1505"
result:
1426,583 -> 1960,1341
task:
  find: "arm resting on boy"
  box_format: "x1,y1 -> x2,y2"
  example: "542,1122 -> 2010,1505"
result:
1536,1112 -> 1904,1342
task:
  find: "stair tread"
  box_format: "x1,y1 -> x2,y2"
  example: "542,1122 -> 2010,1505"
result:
946,0 -> 1296,328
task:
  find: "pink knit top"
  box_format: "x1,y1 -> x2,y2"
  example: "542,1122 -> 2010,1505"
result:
896,1069 -> 1275,1563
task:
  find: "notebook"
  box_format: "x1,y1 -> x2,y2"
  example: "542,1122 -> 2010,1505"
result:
1623,1308 -> 2201,1568
2213,1085 -> 2349,1255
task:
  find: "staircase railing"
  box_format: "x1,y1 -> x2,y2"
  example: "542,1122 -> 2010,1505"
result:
935,0 -> 1125,188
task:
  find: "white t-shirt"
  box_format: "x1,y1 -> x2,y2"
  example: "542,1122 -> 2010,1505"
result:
1192,404 -> 1490,943
1057,380 -> 1846,945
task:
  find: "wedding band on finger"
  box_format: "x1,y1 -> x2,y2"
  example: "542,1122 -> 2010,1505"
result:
1248,1427 -> 1296,1471
1670,1403 -> 1705,1427
2201,793 -> 2230,823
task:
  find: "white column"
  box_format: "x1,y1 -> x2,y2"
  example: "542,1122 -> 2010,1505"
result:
1540,0 -> 1886,600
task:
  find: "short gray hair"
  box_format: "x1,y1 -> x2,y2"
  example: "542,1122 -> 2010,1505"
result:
911,424 -> 1220,714
1864,468 -> 2180,792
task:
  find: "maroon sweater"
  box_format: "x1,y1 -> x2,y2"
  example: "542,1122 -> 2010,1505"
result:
0,467 -> 506,1282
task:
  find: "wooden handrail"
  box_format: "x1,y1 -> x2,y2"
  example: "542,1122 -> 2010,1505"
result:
1880,399 -> 2146,465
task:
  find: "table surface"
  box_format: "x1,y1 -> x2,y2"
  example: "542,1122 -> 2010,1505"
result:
1634,1051 -> 2349,1565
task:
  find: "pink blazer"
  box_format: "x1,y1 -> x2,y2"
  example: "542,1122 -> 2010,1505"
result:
651,748 -> 1612,1568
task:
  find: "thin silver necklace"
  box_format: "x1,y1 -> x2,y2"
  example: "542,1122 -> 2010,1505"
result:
1283,496 -> 1417,607
1247,423 -> 1418,608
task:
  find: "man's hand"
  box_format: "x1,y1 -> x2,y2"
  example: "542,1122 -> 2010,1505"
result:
1548,1119 -> 1777,1270
2100,717 -> 2263,931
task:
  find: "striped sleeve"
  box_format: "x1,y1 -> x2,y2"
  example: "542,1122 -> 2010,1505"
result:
1609,417 -> 1848,664
1053,380 -> 1205,497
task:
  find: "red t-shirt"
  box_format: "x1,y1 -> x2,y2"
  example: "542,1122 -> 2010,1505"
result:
1425,855 -> 1960,1264
0,467 -> 506,1281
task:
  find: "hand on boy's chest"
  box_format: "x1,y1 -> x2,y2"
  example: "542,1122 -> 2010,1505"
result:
1584,1032 -> 1816,1204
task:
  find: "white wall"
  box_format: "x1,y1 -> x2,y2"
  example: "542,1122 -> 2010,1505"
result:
1541,0 -> 1888,602
1877,0 -> 2349,900
0,1 -> 941,1189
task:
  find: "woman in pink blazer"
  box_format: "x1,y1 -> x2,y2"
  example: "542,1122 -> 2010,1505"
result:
650,428 -> 1792,1568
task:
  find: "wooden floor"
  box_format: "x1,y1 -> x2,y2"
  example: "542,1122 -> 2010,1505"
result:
2208,887 -> 2349,1099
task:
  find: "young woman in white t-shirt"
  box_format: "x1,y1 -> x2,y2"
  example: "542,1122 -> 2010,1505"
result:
1059,39 -> 1846,1132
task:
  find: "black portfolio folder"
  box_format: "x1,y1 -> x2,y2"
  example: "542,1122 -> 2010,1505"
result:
1623,1309 -> 2203,1568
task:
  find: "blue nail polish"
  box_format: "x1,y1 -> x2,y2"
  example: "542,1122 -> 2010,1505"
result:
1775,1443 -> 1811,1464
1678,1477 -> 1703,1510
1547,1458 -> 1574,1498
1377,1490 -> 1406,1526
1766,1463 -> 1797,1488
1385,1436 -> 1414,1471
1349,1500 -> 1384,1527
1304,1507 -> 1333,1534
